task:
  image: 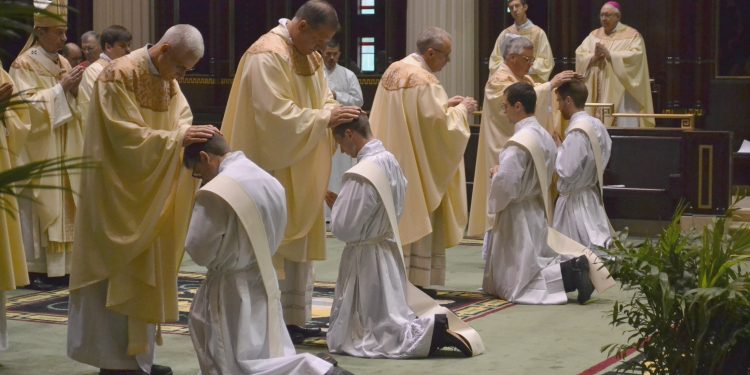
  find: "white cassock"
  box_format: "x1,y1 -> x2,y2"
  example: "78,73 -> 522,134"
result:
186,151 -> 332,375
327,139 -> 435,358
324,63 -> 363,226
553,111 -> 613,249
482,117 -> 568,305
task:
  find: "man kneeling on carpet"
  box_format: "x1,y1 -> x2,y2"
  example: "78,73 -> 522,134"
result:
183,133 -> 351,374
325,114 -> 485,358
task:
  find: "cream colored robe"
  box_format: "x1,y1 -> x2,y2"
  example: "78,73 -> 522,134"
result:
489,21 -> 555,82
222,24 -> 337,267
467,63 -> 557,237
370,54 -> 470,278
1,64 -> 30,352
69,46 -> 196,355
575,23 -> 654,127
77,56 -> 109,128
10,45 -> 83,275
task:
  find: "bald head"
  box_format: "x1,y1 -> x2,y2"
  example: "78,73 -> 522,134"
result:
149,24 -> 204,81
62,42 -> 82,66
156,24 -> 205,60
294,0 -> 340,31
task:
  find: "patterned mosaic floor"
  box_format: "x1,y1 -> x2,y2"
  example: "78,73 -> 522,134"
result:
7,272 -> 513,340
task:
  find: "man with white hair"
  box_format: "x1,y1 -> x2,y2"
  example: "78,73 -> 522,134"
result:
81,30 -> 101,66
575,1 -> 654,127
370,26 -> 478,288
488,0 -> 554,82
222,0 -> 360,334
468,35 -> 577,239
67,24 -> 219,375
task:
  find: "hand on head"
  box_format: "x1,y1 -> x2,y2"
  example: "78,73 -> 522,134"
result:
182,125 -> 221,146
328,106 -> 361,128
550,70 -> 582,89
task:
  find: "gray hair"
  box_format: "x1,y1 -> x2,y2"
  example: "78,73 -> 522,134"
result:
416,26 -> 452,54
157,24 -> 204,59
80,30 -> 99,43
502,35 -> 533,60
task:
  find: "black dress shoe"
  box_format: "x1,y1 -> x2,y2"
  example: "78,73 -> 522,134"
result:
428,314 -> 472,357
287,324 -> 324,344
574,255 -> 595,304
315,352 -> 338,366
150,364 -> 173,375
25,276 -> 56,291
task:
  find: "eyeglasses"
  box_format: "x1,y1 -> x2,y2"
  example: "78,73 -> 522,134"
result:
511,54 -> 535,65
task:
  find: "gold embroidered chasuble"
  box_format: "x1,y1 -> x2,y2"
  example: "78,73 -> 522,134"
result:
370,54 -> 470,248
10,45 -> 83,256
222,24 -> 338,266
0,64 -> 30,291
575,23 -> 654,127
69,47 -> 196,355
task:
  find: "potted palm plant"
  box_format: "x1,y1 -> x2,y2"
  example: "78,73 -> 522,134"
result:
602,200 -> 750,374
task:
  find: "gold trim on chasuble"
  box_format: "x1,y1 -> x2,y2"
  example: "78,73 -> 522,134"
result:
247,31 -> 322,77
379,61 -> 439,91
98,58 -> 177,113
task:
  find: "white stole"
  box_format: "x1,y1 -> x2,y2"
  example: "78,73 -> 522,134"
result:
567,120 -> 615,234
506,131 -> 616,293
344,161 -> 486,356
199,174 -> 284,357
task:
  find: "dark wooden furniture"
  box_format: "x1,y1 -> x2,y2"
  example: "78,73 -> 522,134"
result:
603,128 -> 732,221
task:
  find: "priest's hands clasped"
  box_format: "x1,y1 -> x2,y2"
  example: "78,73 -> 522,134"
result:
328,106 -> 361,128
448,96 -> 479,113
61,65 -> 85,94
182,125 -> 221,146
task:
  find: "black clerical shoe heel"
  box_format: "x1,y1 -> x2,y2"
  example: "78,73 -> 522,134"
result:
287,324 -> 324,344
150,364 -> 173,375
574,255 -> 595,305
315,352 -> 338,366
444,329 -> 473,357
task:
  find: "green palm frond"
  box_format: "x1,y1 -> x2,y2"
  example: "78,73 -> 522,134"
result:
0,156 -> 98,216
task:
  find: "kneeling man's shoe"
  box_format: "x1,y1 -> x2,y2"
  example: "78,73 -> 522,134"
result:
150,364 -> 173,375
287,324 -> 323,344
429,314 -> 473,357
574,255 -> 595,304
99,370 -> 144,375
